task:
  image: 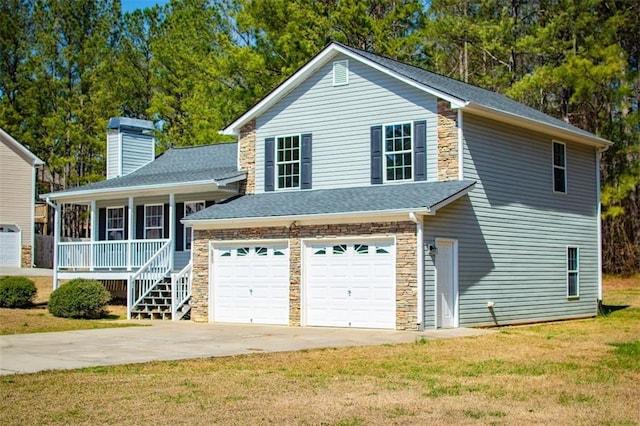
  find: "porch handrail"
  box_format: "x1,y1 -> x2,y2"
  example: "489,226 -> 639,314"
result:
57,239 -> 168,271
127,240 -> 172,320
171,262 -> 192,321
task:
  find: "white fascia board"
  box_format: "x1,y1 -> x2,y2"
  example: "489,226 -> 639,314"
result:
185,208 -> 432,229
40,178 -> 241,203
426,182 -> 476,214
222,43 -> 467,135
464,103 -> 612,148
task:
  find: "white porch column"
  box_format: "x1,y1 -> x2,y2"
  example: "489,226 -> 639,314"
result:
90,200 -> 96,271
127,196 -> 134,271
52,201 -> 61,290
169,193 -> 175,270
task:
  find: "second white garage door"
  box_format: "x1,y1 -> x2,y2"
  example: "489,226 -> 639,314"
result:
212,242 -> 289,325
304,239 -> 396,329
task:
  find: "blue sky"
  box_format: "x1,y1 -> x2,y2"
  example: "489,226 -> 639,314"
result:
121,0 -> 169,13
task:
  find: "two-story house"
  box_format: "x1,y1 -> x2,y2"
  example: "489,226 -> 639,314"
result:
183,42 -> 611,330
45,43 -> 610,329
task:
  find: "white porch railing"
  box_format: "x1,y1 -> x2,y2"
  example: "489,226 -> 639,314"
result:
127,240 -> 172,320
171,262 -> 192,321
57,239 -> 169,270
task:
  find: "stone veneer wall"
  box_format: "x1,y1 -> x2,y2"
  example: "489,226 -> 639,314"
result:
20,245 -> 31,268
191,221 -> 418,330
437,99 -> 459,181
238,119 -> 256,194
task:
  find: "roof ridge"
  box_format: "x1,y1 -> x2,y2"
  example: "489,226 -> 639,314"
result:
170,141 -> 237,150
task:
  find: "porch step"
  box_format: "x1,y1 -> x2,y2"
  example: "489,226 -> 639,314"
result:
130,278 -> 191,321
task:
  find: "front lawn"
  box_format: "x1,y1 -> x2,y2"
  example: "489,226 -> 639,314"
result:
0,276 -> 135,335
1,276 -> 638,425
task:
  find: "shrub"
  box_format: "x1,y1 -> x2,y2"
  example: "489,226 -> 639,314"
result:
48,278 -> 111,319
0,276 -> 37,308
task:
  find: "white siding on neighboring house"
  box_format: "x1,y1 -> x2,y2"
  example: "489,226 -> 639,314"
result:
255,53 -> 439,192
423,113 -> 599,327
0,135 -> 39,266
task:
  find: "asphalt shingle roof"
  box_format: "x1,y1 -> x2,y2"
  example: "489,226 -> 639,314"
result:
54,142 -> 241,195
186,180 -> 476,221
338,44 -> 600,141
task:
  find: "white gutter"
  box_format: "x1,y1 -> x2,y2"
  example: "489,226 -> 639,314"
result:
184,207 -> 433,227
409,212 -> 424,329
40,177 -> 243,202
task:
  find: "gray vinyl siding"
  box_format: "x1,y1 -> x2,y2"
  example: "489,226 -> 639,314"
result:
423,113 -> 599,328
106,132 -> 120,179
255,53 -> 438,193
121,133 -> 154,176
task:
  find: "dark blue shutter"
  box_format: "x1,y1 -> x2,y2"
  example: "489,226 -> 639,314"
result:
123,206 -> 129,239
136,206 -> 144,239
163,203 -> 170,238
98,208 -> 106,241
414,120 -> 426,181
175,202 -> 184,251
205,200 -> 215,208
371,125 -> 383,184
301,133 -> 312,189
265,137 -> 275,192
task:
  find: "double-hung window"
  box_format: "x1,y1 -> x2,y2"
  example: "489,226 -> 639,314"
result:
384,123 -> 412,181
106,207 -> 124,240
144,204 -> 163,239
276,135 -> 300,189
184,201 -> 205,250
567,247 -> 579,298
553,141 -> 566,193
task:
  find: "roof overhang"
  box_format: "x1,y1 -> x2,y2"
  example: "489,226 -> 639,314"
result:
0,128 -> 44,166
183,181 -> 475,229
464,103 -> 613,148
221,43 -> 466,136
41,175 -> 244,203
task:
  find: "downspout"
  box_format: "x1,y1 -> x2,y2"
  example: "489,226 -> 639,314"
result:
44,198 -> 59,290
596,147 -> 605,304
409,212 -> 424,330
457,109 -> 464,180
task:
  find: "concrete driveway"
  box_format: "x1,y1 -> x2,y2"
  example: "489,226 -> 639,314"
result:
0,322 -> 492,375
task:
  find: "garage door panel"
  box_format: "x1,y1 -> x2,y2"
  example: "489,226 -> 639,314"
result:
213,242 -> 289,325
305,240 -> 396,330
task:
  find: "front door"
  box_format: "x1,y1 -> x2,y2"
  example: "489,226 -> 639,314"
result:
436,239 -> 457,328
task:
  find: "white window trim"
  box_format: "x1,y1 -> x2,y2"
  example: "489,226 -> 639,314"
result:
106,206 -> 125,241
275,134 -> 302,190
567,246 -> 579,298
383,121 -> 414,183
552,140 -> 567,194
332,60 -> 349,86
144,203 -> 164,240
184,200 -> 205,251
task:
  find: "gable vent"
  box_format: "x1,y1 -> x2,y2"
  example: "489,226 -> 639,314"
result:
333,60 -> 349,86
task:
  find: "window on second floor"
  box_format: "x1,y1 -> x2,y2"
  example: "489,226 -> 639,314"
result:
144,204 -> 163,239
553,141 -> 566,193
277,135 -> 301,189
384,123 -> 413,182
106,206 -> 124,241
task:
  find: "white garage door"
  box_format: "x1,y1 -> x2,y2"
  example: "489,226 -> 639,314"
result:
0,225 -> 21,267
212,242 -> 289,325
305,240 -> 396,329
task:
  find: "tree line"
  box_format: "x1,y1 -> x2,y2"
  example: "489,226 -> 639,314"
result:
0,0 -> 638,274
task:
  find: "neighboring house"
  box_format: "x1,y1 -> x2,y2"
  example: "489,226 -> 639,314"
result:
0,128 -> 44,268
45,43 -> 611,329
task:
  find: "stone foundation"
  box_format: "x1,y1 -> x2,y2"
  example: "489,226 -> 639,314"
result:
192,221 -> 418,330
20,245 -> 32,268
